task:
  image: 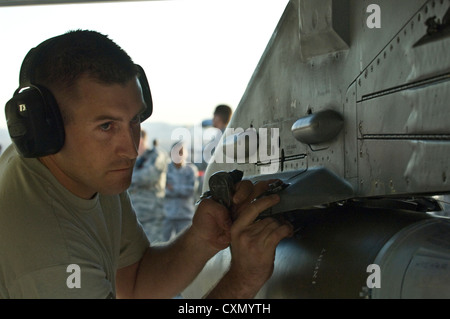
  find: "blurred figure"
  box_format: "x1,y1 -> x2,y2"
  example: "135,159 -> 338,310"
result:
195,104 -> 233,197
162,141 -> 198,242
212,104 -> 232,132
129,130 -> 169,243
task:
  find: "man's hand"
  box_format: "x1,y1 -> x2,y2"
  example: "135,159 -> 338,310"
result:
117,178 -> 291,299
195,179 -> 293,298
192,198 -> 233,252
228,180 -> 293,297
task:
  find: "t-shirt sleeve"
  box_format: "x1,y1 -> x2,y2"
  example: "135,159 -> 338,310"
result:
118,192 -> 150,269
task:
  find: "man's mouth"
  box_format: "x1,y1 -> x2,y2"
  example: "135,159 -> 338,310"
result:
110,167 -> 133,173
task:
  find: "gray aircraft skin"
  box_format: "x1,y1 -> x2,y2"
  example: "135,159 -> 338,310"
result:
183,0 -> 450,299
2,0 -> 449,299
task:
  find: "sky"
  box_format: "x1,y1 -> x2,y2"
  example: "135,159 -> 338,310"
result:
0,0 -> 289,130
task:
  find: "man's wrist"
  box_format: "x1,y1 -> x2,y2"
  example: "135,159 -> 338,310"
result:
185,225 -> 222,261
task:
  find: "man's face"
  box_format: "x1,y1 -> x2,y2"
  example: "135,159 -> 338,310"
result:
212,114 -> 224,130
46,75 -> 146,199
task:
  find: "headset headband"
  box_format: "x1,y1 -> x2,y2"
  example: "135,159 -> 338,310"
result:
19,34 -> 152,120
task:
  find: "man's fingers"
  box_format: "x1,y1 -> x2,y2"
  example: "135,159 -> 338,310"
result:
262,220 -> 294,248
232,180 -> 254,205
233,179 -> 281,206
232,194 -> 280,230
197,198 -> 232,230
247,217 -> 278,237
245,217 -> 293,246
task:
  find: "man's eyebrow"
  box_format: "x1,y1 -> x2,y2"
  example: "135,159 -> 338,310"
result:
91,103 -> 147,123
91,114 -> 122,123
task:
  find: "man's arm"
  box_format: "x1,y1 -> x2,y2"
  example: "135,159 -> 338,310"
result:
205,183 -> 292,298
116,180 -> 292,299
116,198 -> 230,299
116,228 -> 220,298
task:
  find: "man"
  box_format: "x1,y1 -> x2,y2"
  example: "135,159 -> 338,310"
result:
162,141 -> 198,241
0,30 -> 292,298
129,131 -> 168,243
212,104 -> 232,132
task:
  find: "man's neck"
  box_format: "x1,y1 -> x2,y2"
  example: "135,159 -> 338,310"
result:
38,156 -> 97,200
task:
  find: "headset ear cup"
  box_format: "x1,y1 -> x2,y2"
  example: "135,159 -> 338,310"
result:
5,85 -> 65,158
135,64 -> 153,122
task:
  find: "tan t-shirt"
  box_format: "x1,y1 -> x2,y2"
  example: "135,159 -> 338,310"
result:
0,145 -> 149,298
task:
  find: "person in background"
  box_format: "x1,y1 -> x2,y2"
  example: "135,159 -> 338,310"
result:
162,141 -> 198,242
195,104 -> 233,197
212,104 -> 232,132
129,131 -> 169,243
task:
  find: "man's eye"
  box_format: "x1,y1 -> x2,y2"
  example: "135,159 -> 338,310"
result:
100,122 -> 112,131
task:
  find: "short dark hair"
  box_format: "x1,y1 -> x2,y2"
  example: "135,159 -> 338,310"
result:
25,29 -> 137,92
213,104 -> 232,125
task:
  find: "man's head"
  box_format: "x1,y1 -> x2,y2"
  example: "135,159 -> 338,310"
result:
22,30 -> 137,100
6,30 -> 153,158
212,104 -> 232,131
9,30 -> 152,198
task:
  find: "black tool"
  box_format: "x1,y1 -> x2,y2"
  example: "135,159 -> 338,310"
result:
207,169 -> 244,209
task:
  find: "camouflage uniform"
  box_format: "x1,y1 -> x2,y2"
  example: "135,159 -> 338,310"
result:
128,147 -> 169,244
162,162 -> 198,241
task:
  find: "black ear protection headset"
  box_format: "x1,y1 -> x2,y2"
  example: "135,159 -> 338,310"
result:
5,36 -> 153,158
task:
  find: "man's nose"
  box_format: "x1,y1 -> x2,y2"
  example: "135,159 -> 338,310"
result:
117,125 -> 139,160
